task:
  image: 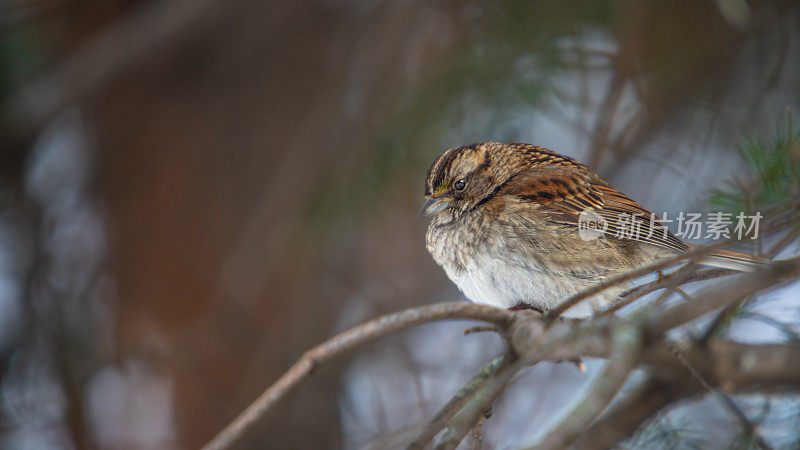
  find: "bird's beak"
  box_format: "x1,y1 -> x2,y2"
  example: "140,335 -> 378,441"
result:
421,196 -> 449,217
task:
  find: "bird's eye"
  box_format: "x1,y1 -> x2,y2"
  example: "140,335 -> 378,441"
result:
453,179 -> 466,191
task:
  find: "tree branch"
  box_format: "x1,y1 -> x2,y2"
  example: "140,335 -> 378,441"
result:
200,302 -> 513,450
526,323 -> 642,450
574,338 -> 800,450
203,255 -> 800,450
655,257 -> 800,334
575,377 -> 696,450
546,242 -> 727,319
434,358 -> 533,450
604,266 -> 733,315
407,355 -> 511,449
666,342 -> 773,450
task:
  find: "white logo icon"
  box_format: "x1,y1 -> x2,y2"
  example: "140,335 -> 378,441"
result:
578,210 -> 607,241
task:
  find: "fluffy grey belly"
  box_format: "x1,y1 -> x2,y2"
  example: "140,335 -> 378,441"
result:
441,253 -> 618,317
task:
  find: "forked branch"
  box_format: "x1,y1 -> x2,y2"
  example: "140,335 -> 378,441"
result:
202,255 -> 800,450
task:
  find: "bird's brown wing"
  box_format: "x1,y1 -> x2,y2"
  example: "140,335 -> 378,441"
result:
499,165 -> 689,253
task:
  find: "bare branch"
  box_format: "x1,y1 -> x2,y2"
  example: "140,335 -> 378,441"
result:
578,339 -> 800,450
604,266 -> 734,315
576,377 -> 695,450
546,243 -> 727,319
435,358 -> 533,450
511,259 -> 800,366
558,209 -> 800,319
407,355 -> 511,449
655,257 -> 800,334
666,343 -> 773,450
463,325 -> 501,335
738,312 -> 800,341
201,303 -> 513,450
525,323 -> 643,450
204,255 -> 800,450
766,229 -> 800,258
669,341 -> 800,390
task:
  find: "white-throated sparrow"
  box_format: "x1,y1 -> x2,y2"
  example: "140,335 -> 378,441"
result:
423,143 -> 760,316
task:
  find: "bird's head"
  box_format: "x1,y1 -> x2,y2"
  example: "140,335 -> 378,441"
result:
423,143 -> 518,222
423,142 -> 584,223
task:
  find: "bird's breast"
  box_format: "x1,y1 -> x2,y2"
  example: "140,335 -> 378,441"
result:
426,211 -> 623,316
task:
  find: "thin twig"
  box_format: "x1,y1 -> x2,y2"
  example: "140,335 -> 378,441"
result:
600,211 -> 799,316
435,358 -> 533,450
697,300 -> 747,345
656,257 -> 800,334
698,229 -> 798,343
524,323 -> 643,450
766,228 -> 800,258
463,325 -> 500,335
575,377 -> 695,450
665,342 -> 773,450
510,258 -> 800,365
691,230 -> 800,344
650,288 -> 675,310
738,312 -> 800,341
604,266 -> 733,314
670,286 -> 694,303
201,303 -> 513,450
580,340 -> 800,449
407,355 -> 511,449
548,242 -> 729,319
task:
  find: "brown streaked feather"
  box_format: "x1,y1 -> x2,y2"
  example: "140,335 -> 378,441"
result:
687,245 -> 767,272
591,185 -> 688,253
500,165 -> 604,210
505,143 -> 586,169
500,165 -> 689,253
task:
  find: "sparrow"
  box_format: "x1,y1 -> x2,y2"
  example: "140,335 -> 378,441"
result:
422,142 -> 761,316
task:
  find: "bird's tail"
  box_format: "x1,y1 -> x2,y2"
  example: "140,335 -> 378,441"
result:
687,245 -> 768,272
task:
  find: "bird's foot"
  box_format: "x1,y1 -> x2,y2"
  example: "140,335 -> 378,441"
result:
508,302 -> 543,313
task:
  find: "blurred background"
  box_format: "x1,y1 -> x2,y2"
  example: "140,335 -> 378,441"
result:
1,0 -> 799,448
